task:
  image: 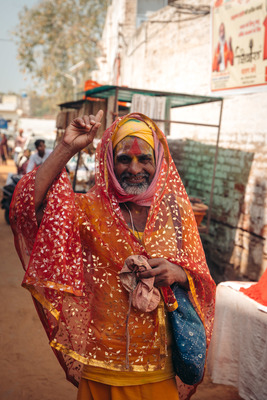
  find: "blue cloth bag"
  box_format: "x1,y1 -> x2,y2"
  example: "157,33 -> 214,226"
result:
169,283 -> 206,385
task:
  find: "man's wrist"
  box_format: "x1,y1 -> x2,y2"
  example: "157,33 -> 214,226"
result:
57,141 -> 76,159
177,265 -> 189,290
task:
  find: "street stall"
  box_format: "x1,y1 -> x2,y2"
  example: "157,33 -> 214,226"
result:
207,281 -> 267,400
56,84 -> 223,233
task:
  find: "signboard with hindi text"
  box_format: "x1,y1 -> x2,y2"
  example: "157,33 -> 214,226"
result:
211,0 -> 267,92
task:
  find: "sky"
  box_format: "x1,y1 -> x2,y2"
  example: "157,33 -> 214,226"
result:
0,0 -> 39,94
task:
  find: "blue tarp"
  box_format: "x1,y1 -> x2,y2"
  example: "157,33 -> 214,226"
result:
0,118 -> 8,129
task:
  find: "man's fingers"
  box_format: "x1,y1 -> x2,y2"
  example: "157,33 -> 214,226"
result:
73,117 -> 87,127
83,111 -> 103,129
138,269 -> 157,279
81,115 -> 94,129
147,258 -> 163,267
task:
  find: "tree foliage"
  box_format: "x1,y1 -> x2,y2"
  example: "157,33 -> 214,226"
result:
14,0 -> 107,103
28,91 -> 58,117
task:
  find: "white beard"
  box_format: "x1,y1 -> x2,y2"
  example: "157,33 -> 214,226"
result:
120,180 -> 149,195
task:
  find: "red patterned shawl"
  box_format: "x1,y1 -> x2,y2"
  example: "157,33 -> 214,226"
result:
10,113 -> 215,399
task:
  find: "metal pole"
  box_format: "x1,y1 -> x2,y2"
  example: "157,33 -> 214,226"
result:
206,99 -> 224,233
112,86 -> 119,122
153,118 -> 220,128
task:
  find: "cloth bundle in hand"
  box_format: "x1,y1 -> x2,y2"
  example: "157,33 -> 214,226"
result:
119,255 -> 160,312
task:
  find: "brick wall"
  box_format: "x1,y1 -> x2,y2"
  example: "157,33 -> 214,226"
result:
167,137 -> 263,282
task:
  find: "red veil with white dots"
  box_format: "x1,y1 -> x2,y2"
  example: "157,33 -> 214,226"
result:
10,113 -> 215,399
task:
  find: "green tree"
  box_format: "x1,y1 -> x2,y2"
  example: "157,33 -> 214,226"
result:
14,0 -> 107,104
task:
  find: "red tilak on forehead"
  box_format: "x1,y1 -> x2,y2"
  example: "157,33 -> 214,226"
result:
129,138 -> 142,155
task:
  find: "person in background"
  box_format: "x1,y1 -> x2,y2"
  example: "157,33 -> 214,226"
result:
17,148 -> 31,175
14,129 -> 26,165
26,139 -> 52,173
10,111 -> 215,400
0,132 -> 8,165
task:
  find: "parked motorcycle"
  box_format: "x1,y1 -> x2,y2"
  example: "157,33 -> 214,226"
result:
1,174 -> 21,224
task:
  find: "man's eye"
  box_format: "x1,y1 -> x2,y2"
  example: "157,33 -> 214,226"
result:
117,156 -> 130,163
139,156 -> 152,163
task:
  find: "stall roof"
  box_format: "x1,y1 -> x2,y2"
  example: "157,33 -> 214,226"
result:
59,85 -> 223,110
81,85 -> 223,108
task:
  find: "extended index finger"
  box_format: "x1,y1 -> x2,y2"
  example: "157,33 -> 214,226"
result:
95,109 -> 104,123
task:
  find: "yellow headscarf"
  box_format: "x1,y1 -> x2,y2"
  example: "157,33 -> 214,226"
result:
112,118 -> 154,149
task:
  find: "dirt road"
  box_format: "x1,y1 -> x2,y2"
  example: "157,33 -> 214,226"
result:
0,160 -> 242,400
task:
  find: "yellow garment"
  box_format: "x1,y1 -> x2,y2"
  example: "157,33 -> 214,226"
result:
131,229 -> 144,242
112,118 -> 154,149
77,378 -> 179,400
81,347 -> 174,385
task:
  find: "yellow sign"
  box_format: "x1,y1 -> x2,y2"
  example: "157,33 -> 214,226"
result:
211,0 -> 267,92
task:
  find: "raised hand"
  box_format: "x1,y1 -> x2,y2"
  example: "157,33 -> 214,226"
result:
34,109 -> 103,222
63,110 -> 103,156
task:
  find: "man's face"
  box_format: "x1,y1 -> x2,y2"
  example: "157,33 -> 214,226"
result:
37,142 -> 45,157
113,136 -> 156,195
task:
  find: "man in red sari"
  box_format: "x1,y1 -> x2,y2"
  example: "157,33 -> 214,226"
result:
10,111 -> 215,400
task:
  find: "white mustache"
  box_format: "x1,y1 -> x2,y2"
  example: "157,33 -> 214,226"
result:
121,172 -> 150,180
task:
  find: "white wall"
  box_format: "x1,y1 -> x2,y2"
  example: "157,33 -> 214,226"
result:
18,118 -> 56,137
